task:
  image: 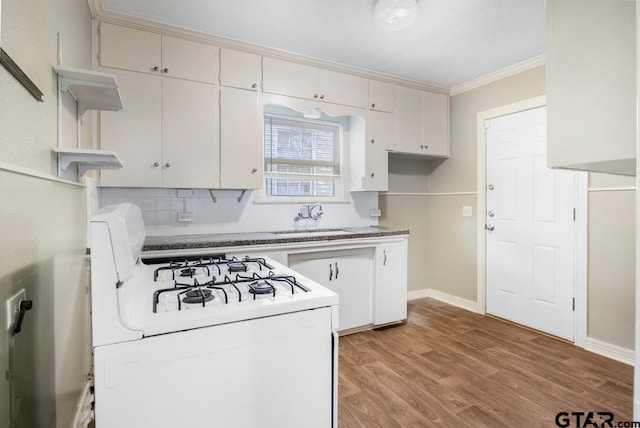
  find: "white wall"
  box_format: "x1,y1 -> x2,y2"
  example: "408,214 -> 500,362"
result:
0,0 -> 93,426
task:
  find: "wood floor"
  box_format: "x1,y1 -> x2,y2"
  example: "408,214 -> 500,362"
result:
338,298 -> 633,428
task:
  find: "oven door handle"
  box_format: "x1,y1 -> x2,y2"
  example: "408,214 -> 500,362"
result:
332,330 -> 339,428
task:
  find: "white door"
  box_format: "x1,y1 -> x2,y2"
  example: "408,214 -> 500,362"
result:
486,106 -> 576,340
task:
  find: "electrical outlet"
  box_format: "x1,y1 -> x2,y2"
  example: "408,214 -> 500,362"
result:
463,206 -> 473,217
177,212 -> 193,222
6,289 -> 26,331
369,209 -> 381,217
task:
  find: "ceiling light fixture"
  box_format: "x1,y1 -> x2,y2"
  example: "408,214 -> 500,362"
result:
374,0 -> 418,31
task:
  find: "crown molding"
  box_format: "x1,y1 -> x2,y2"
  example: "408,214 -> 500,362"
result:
449,54 -> 546,96
86,0 -> 449,94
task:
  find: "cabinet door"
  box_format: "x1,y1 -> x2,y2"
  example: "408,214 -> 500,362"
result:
219,87 -> 263,189
162,79 -> 220,188
318,69 -> 368,108
100,71 -> 163,187
220,48 -> 262,91
99,23 -> 161,75
363,111 -> 392,191
395,87 -> 423,155
161,36 -> 219,84
368,80 -> 395,112
289,251 -> 372,331
262,57 -> 318,100
375,241 -> 407,325
422,91 -> 449,157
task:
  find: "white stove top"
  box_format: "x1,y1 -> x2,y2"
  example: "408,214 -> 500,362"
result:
115,255 -> 338,337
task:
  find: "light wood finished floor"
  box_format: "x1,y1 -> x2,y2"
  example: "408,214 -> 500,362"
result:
338,298 -> 633,428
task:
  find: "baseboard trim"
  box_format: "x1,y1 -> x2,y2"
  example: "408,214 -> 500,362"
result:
408,288 -> 478,313
586,337 -> 635,366
407,289 -> 429,301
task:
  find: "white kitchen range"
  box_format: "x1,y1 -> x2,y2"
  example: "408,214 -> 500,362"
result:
90,203 -> 339,427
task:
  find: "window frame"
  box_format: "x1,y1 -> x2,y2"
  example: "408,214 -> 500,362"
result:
255,112 -> 350,204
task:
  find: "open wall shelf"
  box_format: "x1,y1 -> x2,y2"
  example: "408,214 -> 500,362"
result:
52,147 -> 123,177
55,66 -> 124,115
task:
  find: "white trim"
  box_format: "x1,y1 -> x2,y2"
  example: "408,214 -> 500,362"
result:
407,289 -> 429,301
588,186 -> 637,192
424,289 -> 479,313
476,96 -> 588,348
380,191 -> 477,197
450,55 -> 546,96
0,161 -> 86,188
88,0 -> 447,95
586,338 -> 635,366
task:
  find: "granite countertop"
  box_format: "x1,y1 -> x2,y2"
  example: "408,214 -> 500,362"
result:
143,227 -> 409,252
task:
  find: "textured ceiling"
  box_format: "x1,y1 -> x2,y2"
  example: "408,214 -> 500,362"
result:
98,0 -> 546,88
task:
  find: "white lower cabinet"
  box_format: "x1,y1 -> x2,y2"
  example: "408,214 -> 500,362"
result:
289,249 -> 373,331
375,241 -> 408,325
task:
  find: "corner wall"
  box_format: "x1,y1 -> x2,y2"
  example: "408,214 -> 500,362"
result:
380,65 -> 636,351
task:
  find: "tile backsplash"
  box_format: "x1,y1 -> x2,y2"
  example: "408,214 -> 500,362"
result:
98,188 -> 379,236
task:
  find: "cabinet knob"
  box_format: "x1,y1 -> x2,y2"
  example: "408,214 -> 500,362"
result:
153,162 -> 160,167
420,145 -> 424,149
320,94 -> 325,100
163,68 -> 169,73
314,94 -> 319,99
251,83 -> 258,89
371,139 -> 375,144
424,145 -> 429,150
371,172 -> 375,178
371,103 -> 375,108
153,66 -> 159,72
165,163 -> 171,168
251,168 -> 258,174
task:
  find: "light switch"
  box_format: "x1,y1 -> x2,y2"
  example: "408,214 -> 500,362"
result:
462,206 -> 473,217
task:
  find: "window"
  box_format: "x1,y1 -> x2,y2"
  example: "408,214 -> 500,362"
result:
263,113 -> 345,201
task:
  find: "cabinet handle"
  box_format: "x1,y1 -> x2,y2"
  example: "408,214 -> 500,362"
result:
335,262 -> 339,279
153,66 -> 159,72
163,68 -> 169,73
320,94 -> 325,100
165,163 -> 171,168
251,83 -> 258,89
314,94 -> 319,99
383,250 -> 387,266
371,172 -> 375,178
371,139 -> 375,144
329,264 -> 333,281
153,162 -> 160,167
251,168 -> 258,174
371,103 -> 375,108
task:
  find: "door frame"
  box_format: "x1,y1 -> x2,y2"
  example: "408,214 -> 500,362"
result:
476,95 -> 588,347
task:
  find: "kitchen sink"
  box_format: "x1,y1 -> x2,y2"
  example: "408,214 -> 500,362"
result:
271,229 -> 353,237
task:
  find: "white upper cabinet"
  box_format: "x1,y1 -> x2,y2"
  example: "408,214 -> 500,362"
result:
100,70 -> 163,187
394,86 -> 449,157
368,80 -> 395,113
220,48 -> 262,91
99,70 -> 220,188
219,87 -> 263,189
162,79 -> 220,188
262,57 -> 368,108
546,0 -> 636,175
99,22 -> 218,84
351,110 -> 392,192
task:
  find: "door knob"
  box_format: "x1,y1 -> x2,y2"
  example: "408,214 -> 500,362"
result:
485,224 -> 495,231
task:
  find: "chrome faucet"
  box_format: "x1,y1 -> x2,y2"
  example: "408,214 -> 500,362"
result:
294,204 -> 323,222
